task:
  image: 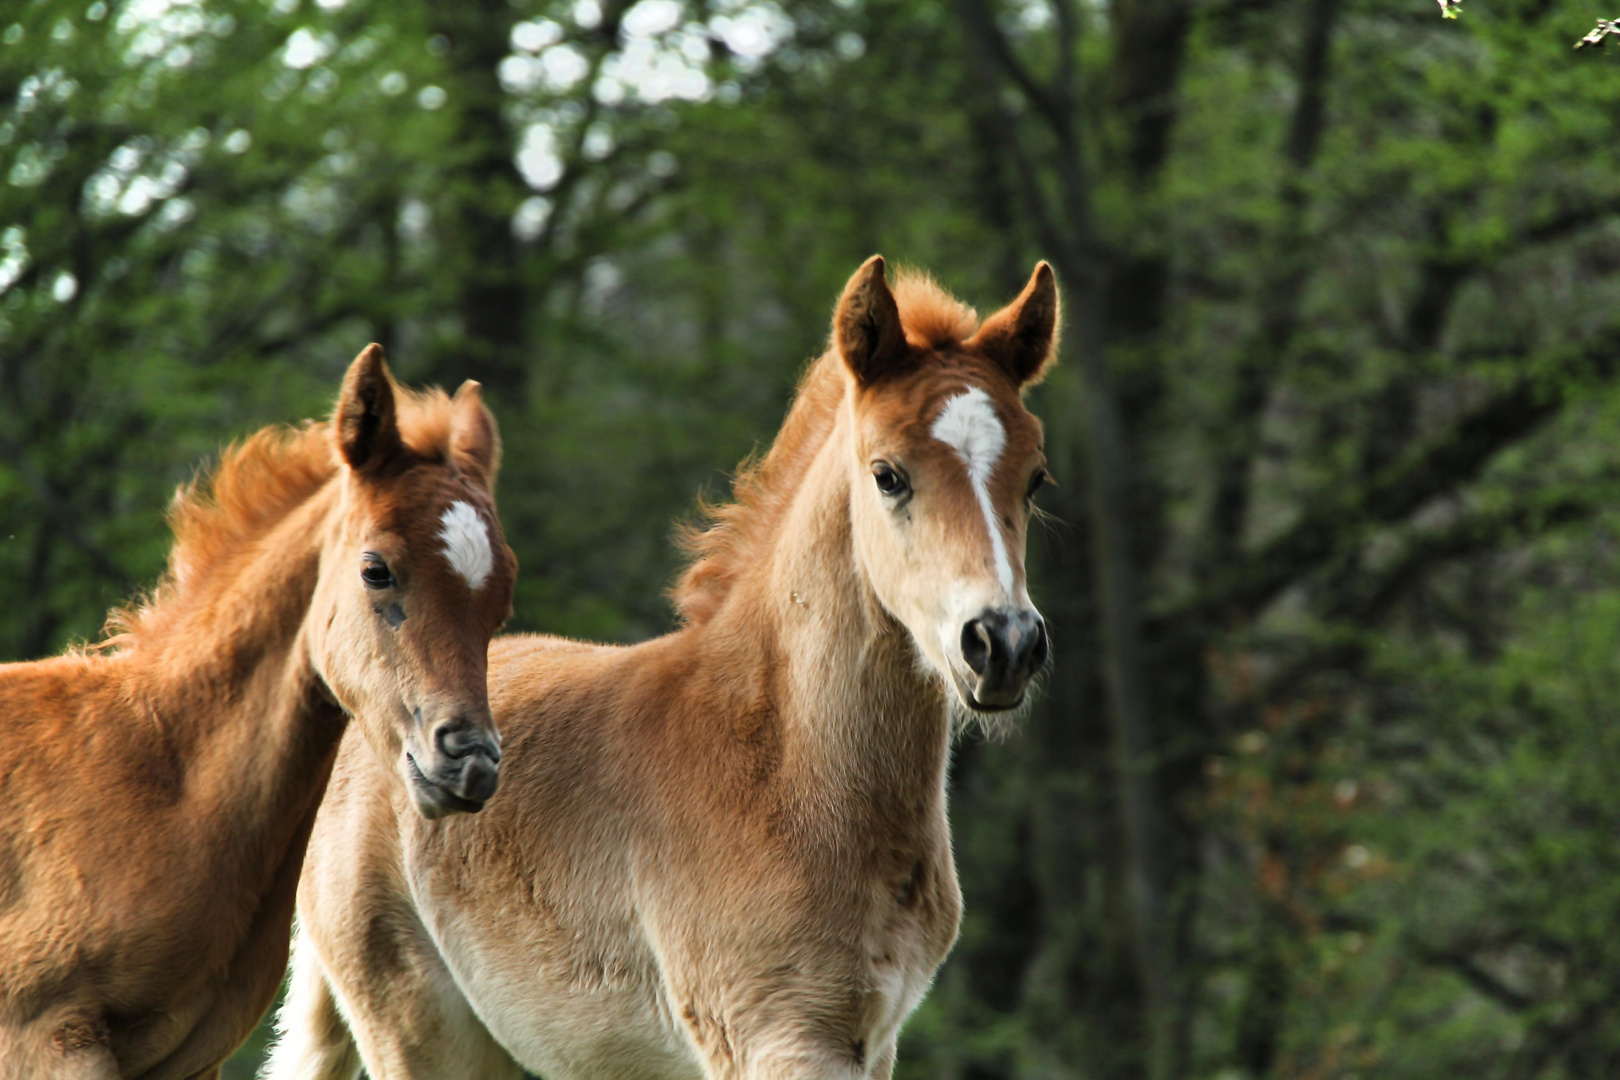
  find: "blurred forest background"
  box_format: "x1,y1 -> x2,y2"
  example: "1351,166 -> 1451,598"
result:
6,0 -> 1620,1075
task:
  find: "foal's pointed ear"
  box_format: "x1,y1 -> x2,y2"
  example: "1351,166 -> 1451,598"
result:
450,380 -> 502,489
970,262 -> 1060,387
835,255 -> 912,387
335,344 -> 405,473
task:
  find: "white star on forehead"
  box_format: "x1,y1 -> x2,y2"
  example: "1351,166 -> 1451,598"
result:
931,387 -> 1014,596
438,501 -> 493,590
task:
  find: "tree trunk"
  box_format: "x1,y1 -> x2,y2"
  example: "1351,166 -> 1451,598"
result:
426,0 -> 528,406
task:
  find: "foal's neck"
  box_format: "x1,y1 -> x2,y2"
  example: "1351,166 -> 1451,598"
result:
135,482 -> 346,816
719,411 -> 951,806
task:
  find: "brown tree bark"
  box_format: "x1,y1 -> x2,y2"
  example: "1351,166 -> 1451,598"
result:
424,0 -> 530,405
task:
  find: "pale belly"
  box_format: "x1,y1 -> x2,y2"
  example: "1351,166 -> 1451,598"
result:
420,901 -> 939,1080
402,831 -> 957,1080
419,894 -> 705,1080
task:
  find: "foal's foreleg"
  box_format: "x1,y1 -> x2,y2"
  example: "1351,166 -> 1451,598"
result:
306,908 -> 522,1080
288,843 -> 520,1080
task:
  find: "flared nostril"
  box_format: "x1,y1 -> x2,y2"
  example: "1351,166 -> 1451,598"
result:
998,609 -> 1044,678
963,608 -> 1045,691
457,754 -> 500,804
1028,617 -> 1049,672
433,719 -> 498,762
961,618 -> 993,676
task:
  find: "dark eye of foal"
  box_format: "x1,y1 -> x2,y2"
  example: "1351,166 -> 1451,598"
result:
872,462 -> 909,498
1027,468 -> 1052,501
360,556 -> 395,590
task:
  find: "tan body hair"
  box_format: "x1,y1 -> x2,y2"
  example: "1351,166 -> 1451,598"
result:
269,260 -> 1058,1080
0,348 -> 515,1080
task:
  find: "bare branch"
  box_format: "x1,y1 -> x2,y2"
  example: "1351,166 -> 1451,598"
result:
1414,947 -> 1534,1011
954,0 -> 1067,128
952,0 -> 1070,258
1329,494 -> 1596,623
1204,0 -> 1341,570
1253,490 -> 1599,702
1170,333 -> 1620,629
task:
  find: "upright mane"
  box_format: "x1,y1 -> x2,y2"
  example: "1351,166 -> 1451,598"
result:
108,382 -> 461,648
673,271 -> 980,625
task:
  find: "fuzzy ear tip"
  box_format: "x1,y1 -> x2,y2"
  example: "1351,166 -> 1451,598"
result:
453,379 -> 484,402
1029,263 -> 1057,300
345,345 -> 391,395
860,254 -> 887,280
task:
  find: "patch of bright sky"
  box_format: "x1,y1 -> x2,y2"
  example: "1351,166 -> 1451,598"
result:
15,68 -> 78,115
283,27 -> 335,69
507,43 -> 590,94
510,0 -> 795,198
517,123 -> 564,189
623,0 -> 683,36
512,18 -> 565,53
512,195 -> 552,242
116,0 -> 209,65
1010,0 -> 1054,31
708,1 -> 794,63
0,227 -> 28,295
398,198 -> 431,241
52,270 -> 78,303
582,122 -> 614,161
109,0 -> 801,240
573,0 -> 603,30
82,129 -> 207,219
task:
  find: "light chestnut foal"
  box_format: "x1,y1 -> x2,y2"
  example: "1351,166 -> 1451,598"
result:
268,258 -> 1057,1080
0,347 -> 515,1080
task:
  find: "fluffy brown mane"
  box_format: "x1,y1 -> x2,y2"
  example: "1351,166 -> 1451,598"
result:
108,383 -> 460,647
673,272 -> 981,625
891,270 -> 980,349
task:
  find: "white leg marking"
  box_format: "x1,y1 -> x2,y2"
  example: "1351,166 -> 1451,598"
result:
931,387 -> 1015,596
439,501 -> 494,590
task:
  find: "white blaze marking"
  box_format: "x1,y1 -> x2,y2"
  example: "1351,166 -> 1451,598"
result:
931,387 -> 1015,596
438,501 -> 494,590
